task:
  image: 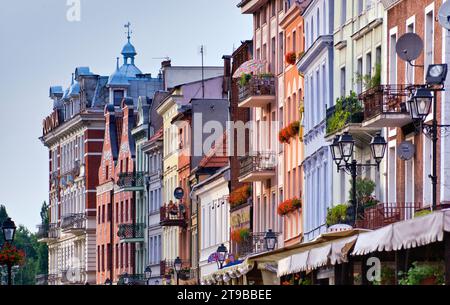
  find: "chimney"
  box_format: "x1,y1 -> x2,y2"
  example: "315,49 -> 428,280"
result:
222,55 -> 232,94
161,60 -> 172,68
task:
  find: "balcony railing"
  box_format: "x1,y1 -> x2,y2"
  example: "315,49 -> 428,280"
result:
37,223 -> 59,241
60,267 -> 85,284
239,152 -> 277,182
35,274 -> 48,285
355,202 -> 423,230
360,85 -> 413,128
117,223 -> 145,241
160,205 -> 187,227
117,172 -> 145,190
160,259 -> 191,277
60,213 -> 86,232
238,75 -> 276,107
118,273 -> 147,285
237,231 -> 281,258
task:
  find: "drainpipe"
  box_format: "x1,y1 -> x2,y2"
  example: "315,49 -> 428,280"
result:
109,189 -> 114,282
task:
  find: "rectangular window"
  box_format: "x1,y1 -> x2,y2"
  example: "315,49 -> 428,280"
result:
115,244 -> 119,268
425,8 -> 434,78
340,67 -> 346,97
107,203 -> 111,222
390,32 -> 397,84
292,30 -> 297,54
101,245 -> 105,272
358,0 -> 364,15
357,58 -> 363,94
341,0 -> 347,25
279,32 -> 284,74
102,205 -> 105,223
113,90 -> 124,106
406,23 -> 415,84
366,52 -> 372,79
271,37 -> 276,74
97,246 -> 101,272
107,244 -> 112,270
271,0 -> 276,17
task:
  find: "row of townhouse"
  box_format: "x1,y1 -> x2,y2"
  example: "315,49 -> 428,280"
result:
37,0 -> 450,286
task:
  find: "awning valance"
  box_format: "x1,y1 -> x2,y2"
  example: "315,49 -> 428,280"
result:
352,209 -> 450,256
200,259 -> 254,285
276,234 -> 358,277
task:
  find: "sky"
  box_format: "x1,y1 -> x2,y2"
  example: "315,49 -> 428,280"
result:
0,0 -> 252,230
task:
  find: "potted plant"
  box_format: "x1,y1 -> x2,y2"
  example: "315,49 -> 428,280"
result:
326,204 -> 349,226
229,185 -> 252,208
285,52 -> 297,65
277,198 -> 302,216
238,73 -> 252,87
398,262 -> 444,285
0,244 -> 25,267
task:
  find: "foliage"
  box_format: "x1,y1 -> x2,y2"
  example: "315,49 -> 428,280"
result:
285,52 -> 297,65
326,204 -> 349,226
0,243 -> 25,266
373,265 -> 396,285
238,73 -> 252,87
278,121 -> 300,144
398,262 -> 444,285
40,201 -> 49,225
231,228 -> 250,244
349,178 -> 378,208
415,209 -> 432,218
277,198 -> 302,216
229,185 -> 252,208
326,91 -> 363,134
0,204 -> 48,285
0,205 -> 8,247
355,63 -> 382,91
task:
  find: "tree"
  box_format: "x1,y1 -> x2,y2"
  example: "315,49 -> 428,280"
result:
40,201 -> 49,225
0,205 -> 9,247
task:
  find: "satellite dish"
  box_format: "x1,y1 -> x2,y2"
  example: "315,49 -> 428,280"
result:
438,1 -> 450,30
396,33 -> 424,62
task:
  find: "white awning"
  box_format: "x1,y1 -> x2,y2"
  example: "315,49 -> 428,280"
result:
276,235 -> 358,277
352,209 -> 450,256
200,259 -> 254,285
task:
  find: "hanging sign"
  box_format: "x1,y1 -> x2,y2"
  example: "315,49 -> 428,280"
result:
397,141 -> 415,161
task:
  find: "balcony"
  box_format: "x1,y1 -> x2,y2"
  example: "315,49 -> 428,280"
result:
160,205 -> 187,227
360,85 -> 413,128
118,273 -> 147,285
238,152 -> 276,183
355,202 -> 423,230
236,231 -> 281,258
160,259 -> 191,277
117,172 -> 145,191
35,274 -> 48,285
238,76 -> 276,108
37,223 -> 59,242
60,213 -> 86,233
117,223 -> 145,243
60,267 -> 85,285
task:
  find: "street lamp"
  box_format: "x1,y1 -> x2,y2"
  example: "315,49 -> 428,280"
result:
264,229 -> 277,251
411,87 -> 433,121
407,67 -> 449,210
2,217 -> 16,244
330,133 -> 387,225
145,266 -> 152,285
216,244 -> 228,269
2,217 -> 16,286
174,257 -> 182,285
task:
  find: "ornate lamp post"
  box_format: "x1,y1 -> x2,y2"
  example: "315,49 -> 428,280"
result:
174,257 -> 182,285
264,229 -> 277,251
330,132 -> 387,225
216,244 -> 228,270
2,217 -> 17,286
145,266 -> 152,285
408,64 -> 449,210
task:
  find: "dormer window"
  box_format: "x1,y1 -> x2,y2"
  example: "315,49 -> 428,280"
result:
114,90 -> 124,106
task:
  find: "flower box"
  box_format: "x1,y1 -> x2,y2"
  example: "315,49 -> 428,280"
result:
278,198 -> 302,216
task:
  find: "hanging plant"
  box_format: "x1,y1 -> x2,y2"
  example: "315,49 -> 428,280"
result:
0,244 -> 25,266
285,52 -> 297,65
278,121 -> 300,144
277,198 -> 302,216
229,185 -> 252,208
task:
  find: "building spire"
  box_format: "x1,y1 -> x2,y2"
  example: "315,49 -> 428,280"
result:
124,22 -> 132,42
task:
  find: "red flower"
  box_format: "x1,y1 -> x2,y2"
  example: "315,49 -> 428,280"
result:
230,185 -> 251,208
278,198 -> 302,216
285,52 -> 297,65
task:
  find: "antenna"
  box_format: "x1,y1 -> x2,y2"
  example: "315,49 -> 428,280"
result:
124,22 -> 132,41
438,1 -> 450,31
199,45 -> 206,98
396,33 -> 424,67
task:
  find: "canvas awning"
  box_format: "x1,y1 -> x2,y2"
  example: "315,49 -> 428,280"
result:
352,209 -> 450,256
200,259 -> 254,285
276,235 -> 358,277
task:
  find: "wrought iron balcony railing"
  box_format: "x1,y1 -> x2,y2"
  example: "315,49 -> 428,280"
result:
35,274 -> 49,285
359,85 -> 413,127
238,75 -> 276,103
37,223 -> 59,240
117,223 -> 145,240
118,273 -> 146,285
355,202 -> 423,230
117,172 -> 145,190
160,259 -> 191,277
236,231 -> 281,258
239,152 -> 277,181
60,213 -> 86,231
160,204 -> 187,227
60,267 -> 85,284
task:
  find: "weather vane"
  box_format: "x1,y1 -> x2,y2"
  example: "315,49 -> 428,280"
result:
124,22 -> 132,41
